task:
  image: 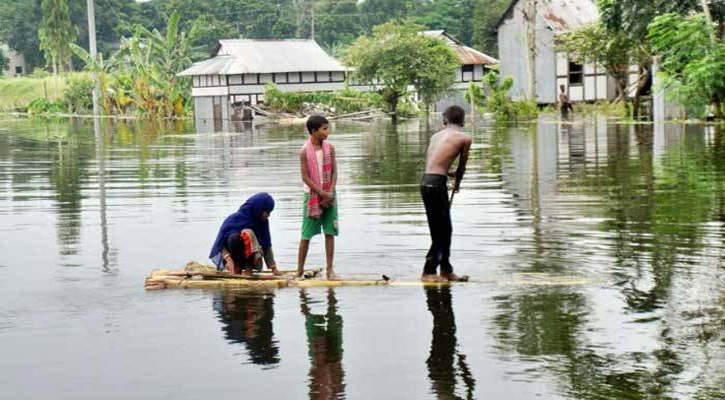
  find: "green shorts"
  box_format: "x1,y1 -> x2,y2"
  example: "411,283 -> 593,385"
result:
301,191 -> 339,240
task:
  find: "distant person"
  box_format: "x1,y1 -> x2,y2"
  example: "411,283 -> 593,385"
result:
297,115 -> 339,279
559,84 -> 574,117
421,106 -> 472,282
209,192 -> 281,276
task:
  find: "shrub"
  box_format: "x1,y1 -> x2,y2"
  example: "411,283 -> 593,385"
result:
27,98 -> 66,114
468,72 -> 539,122
29,69 -> 51,79
264,83 -> 384,115
63,73 -> 93,113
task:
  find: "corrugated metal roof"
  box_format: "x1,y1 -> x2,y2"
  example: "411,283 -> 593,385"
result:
496,0 -> 599,33
178,39 -> 346,76
542,0 -> 598,33
421,30 -> 499,65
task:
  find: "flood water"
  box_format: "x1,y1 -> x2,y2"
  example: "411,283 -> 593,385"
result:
1,114 -> 724,399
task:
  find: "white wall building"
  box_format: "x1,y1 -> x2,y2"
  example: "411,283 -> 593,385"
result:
496,0 -> 637,104
178,39 -> 352,122
1,43 -> 25,77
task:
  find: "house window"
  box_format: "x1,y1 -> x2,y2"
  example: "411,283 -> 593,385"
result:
568,62 -> 583,85
15,66 -> 23,74
461,64 -> 474,82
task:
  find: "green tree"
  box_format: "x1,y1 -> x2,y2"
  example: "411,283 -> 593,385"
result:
648,12 -> 725,119
191,14 -> 238,57
596,0 -> 701,118
415,0 -> 474,46
314,0 -> 364,47
557,23 -> 635,102
346,21 -> 458,122
471,0 -> 509,56
413,35 -> 460,113
0,0 -> 43,71
359,0 -> 425,33
69,0 -> 138,57
38,0 -> 77,74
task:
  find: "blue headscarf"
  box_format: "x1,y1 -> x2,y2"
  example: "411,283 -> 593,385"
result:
209,193 -> 275,268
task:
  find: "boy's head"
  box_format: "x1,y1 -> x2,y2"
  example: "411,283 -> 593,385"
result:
306,115 -> 329,137
559,84 -> 566,92
443,106 -> 465,127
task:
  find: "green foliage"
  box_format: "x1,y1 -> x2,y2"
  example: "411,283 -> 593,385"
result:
648,12 -> 725,118
27,97 -> 66,114
346,21 -> 458,119
29,69 -> 51,79
414,0 -> 474,46
0,0 -> 43,71
471,0 -> 510,57
63,73 -> 93,113
557,23 -> 635,101
414,35 -> 460,110
314,0 -> 364,48
71,11 -> 200,118
264,83 -> 383,114
464,82 -> 486,108
474,72 -> 538,122
38,0 -> 77,73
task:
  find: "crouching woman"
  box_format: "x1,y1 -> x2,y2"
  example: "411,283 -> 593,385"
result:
209,193 -> 281,276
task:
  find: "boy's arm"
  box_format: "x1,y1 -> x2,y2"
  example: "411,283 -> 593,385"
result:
453,137 -> 472,193
299,149 -> 331,199
329,144 -> 338,193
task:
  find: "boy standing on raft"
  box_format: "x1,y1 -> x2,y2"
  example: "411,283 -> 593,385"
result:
421,106 -> 472,282
297,115 -> 339,279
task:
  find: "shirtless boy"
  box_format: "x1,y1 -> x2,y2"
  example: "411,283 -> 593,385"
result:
420,105 -> 472,282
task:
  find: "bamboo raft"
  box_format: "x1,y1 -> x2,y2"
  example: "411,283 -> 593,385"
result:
144,262 -> 592,290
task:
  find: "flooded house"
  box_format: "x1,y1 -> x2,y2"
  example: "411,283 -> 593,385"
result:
421,30 -> 499,112
178,39 -> 349,123
496,0 -> 640,104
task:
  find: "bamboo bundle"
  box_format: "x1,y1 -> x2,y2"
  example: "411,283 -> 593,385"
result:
144,262 -> 593,290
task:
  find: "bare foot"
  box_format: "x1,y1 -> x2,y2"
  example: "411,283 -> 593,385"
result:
240,269 -> 253,277
326,270 -> 339,280
421,274 -> 447,283
440,272 -> 469,282
269,266 -> 282,276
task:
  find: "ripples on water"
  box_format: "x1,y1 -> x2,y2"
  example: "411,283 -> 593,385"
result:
0,115 -> 724,399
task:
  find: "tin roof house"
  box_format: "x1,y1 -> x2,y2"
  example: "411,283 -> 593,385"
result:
178,39 -> 349,124
421,30 -> 499,112
496,0 -> 639,104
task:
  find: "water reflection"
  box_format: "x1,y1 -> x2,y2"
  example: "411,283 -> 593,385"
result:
213,290 -> 280,365
2,115 -> 725,399
299,289 -> 346,400
425,286 -> 475,400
